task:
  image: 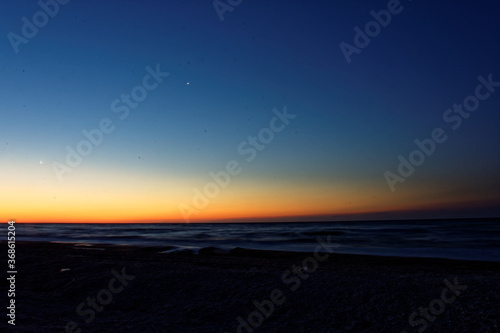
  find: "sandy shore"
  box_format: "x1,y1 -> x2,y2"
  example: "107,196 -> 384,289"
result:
1,241 -> 499,332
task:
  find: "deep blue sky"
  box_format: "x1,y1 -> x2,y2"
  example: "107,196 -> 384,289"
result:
1,0 -> 499,222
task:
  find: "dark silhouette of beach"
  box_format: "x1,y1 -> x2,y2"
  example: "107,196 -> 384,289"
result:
2,241 -> 499,332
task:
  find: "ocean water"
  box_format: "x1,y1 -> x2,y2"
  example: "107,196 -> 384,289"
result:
10,218 -> 500,262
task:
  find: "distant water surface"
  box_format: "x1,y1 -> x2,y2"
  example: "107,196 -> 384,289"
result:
11,219 -> 500,262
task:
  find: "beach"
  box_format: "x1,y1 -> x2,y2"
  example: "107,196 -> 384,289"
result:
2,241 -> 499,332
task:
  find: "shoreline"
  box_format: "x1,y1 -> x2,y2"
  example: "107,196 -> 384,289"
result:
2,241 -> 499,332
17,238 -> 500,264
14,218 -> 500,263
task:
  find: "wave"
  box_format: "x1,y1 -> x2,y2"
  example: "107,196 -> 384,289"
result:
12,218 -> 500,262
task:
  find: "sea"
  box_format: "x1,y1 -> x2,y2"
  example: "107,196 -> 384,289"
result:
11,218 -> 500,262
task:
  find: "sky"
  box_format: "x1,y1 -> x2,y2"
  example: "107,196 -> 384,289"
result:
1,0 -> 499,223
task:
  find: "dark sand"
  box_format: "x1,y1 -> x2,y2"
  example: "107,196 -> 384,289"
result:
2,241 -> 500,332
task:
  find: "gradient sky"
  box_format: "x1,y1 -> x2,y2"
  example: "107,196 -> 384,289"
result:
1,0 -> 499,223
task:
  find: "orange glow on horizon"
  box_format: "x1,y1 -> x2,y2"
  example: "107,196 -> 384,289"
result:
3,160 -> 498,224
